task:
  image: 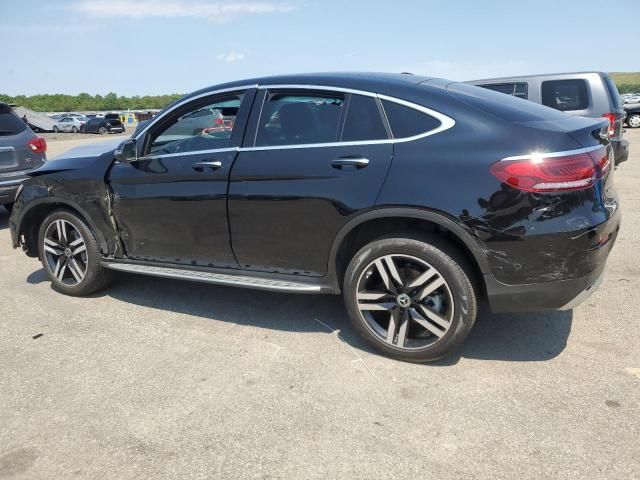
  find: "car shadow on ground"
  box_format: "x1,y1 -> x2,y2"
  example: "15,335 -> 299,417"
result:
27,267 -> 573,364
0,209 -> 9,229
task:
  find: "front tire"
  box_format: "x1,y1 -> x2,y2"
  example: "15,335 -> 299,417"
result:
343,237 -> 477,362
71,126 -> 78,133
98,126 -> 107,135
627,113 -> 640,128
38,210 -> 114,296
53,126 -> 59,133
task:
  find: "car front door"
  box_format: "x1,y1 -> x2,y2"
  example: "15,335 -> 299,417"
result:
107,88 -> 255,268
228,88 -> 393,276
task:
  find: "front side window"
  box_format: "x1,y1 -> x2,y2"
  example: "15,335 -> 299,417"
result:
255,92 -> 345,147
541,79 -> 589,111
149,93 -> 244,155
342,95 -> 389,142
381,99 -> 441,138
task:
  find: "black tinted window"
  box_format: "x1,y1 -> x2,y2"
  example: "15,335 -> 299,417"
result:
0,112 -> 27,136
342,95 -> 388,141
479,82 -> 528,100
541,79 -> 589,111
256,92 -> 345,147
381,100 -> 441,138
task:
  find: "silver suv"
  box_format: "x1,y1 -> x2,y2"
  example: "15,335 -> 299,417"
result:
0,103 -> 47,212
467,72 -> 629,165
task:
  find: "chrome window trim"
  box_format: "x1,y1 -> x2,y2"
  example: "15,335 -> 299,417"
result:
242,84 -> 456,151
133,82 -> 456,152
132,84 -> 258,141
501,144 -> 604,162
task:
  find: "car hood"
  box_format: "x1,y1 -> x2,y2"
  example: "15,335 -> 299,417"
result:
53,138 -> 123,160
28,138 -> 123,177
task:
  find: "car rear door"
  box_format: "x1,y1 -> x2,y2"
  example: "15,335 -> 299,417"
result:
107,88 -> 255,267
227,87 -> 393,276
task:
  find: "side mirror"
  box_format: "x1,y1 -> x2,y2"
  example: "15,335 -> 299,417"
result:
115,139 -> 137,162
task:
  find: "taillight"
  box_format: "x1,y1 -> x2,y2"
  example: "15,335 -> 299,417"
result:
27,137 -> 47,154
490,146 -> 609,193
602,113 -> 619,139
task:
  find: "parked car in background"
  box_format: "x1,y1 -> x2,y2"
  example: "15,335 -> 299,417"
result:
53,116 -> 85,133
81,114 -> 125,134
624,104 -> 640,128
623,96 -> 640,105
0,103 -> 46,212
9,73 -> 620,362
468,72 -> 629,165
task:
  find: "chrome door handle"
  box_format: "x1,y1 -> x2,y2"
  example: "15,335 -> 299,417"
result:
330,157 -> 370,169
192,160 -> 222,172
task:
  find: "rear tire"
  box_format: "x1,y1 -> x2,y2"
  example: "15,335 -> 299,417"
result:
53,126 -> 59,133
71,126 -> 78,133
98,126 -> 107,135
343,236 -> 478,362
627,113 -> 640,128
38,210 -> 114,296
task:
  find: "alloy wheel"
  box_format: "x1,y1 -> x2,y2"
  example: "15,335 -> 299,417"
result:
43,219 -> 88,286
356,254 -> 454,350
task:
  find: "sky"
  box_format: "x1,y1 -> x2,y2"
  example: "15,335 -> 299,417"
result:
1,0 -> 638,96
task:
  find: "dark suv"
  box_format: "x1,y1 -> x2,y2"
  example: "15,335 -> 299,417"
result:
0,103 -> 46,212
81,114 -> 125,135
9,73 -> 620,362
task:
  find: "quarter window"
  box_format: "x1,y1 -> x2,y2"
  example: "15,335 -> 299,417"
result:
149,94 -> 244,155
381,99 -> 441,138
342,95 -> 388,142
255,92 -> 345,147
541,79 -> 589,111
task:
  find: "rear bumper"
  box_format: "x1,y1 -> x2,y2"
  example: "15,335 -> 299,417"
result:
612,138 -> 629,165
485,262 -> 606,313
484,208 -> 620,313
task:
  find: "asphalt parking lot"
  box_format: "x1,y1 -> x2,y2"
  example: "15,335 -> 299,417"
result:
1,131 -> 639,480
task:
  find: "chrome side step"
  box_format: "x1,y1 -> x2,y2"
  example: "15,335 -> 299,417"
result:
104,262 -> 324,293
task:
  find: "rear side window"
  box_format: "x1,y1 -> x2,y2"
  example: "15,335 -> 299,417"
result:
0,112 -> 27,136
342,95 -> 388,142
256,92 -> 345,147
541,79 -> 589,111
478,82 -> 528,100
381,99 -> 441,138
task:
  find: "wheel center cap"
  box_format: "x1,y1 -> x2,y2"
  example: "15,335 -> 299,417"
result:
396,294 -> 411,308
64,248 -> 72,257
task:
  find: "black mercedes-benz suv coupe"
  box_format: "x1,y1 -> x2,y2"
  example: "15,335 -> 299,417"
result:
9,73 -> 620,362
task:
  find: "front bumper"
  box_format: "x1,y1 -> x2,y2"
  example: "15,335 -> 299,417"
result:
0,178 -> 25,205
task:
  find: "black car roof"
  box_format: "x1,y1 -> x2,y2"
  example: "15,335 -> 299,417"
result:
183,72 -> 449,102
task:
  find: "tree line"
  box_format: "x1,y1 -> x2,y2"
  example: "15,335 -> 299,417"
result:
0,92 -> 184,112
